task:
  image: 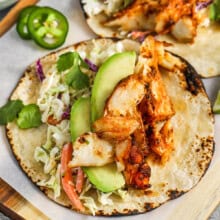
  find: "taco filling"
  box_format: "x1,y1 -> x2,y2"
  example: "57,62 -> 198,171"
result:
81,0 -> 212,42
6,37 -> 214,215
81,0 -> 220,78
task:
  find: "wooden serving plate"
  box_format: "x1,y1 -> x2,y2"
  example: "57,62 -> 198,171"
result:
0,178 -> 49,220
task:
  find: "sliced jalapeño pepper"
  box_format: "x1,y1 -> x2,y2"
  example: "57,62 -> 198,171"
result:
16,6 -> 38,40
27,7 -> 69,50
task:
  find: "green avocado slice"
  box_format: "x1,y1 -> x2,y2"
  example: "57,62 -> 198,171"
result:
70,96 -> 125,192
70,97 -> 91,142
83,163 -> 125,193
91,51 -> 136,123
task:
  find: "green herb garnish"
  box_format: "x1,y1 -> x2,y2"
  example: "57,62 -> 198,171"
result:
0,100 -> 24,125
17,104 -> 42,129
57,52 -> 90,90
57,52 -> 75,72
65,65 -> 90,90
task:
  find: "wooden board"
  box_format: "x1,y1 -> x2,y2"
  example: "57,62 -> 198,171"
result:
168,161 -> 220,220
0,178 -> 50,220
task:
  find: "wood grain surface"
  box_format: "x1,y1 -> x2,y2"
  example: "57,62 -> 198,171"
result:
0,178 -> 50,220
168,161 -> 220,220
0,0 -> 39,37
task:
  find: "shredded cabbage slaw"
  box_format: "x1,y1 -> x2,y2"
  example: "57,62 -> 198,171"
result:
34,42 -> 127,214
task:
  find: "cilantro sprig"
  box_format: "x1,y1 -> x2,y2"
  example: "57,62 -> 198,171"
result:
57,52 -> 90,90
0,100 -> 24,125
0,100 -> 42,129
17,104 -> 42,129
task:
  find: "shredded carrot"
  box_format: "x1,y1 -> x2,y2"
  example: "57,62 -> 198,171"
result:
47,115 -> 61,125
61,143 -> 85,211
76,167 -> 84,193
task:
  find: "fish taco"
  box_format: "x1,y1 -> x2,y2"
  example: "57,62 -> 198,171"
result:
81,0 -> 220,78
6,37 -> 214,215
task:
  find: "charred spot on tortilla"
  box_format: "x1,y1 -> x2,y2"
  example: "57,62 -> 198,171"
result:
144,202 -> 155,211
5,37 -> 214,216
167,190 -> 185,200
172,53 -> 204,95
184,64 -> 203,95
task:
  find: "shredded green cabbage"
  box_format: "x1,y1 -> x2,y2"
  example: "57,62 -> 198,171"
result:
97,191 -> 113,206
34,146 -> 49,164
34,44 -> 129,206
79,179 -> 128,214
34,146 -> 60,174
38,165 -> 61,198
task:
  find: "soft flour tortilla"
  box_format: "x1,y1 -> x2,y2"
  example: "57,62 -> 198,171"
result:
157,24 -> 220,78
6,38 -> 214,215
80,1 -> 220,78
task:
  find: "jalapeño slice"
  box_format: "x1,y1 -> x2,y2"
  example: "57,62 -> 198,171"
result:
27,7 -> 69,49
16,6 -> 38,40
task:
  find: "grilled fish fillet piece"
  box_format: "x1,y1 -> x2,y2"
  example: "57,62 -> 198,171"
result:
146,119 -> 174,164
132,112 -> 149,156
94,36 -> 176,188
93,116 -> 140,140
102,0 -> 199,42
138,73 -> 175,122
155,0 -> 196,35
92,60 -> 151,188
115,138 -> 132,172
115,136 -> 151,189
136,36 -> 175,122
171,16 -> 197,42
104,74 -> 146,117
105,0 -> 158,31
69,132 -> 114,168
103,37 -> 176,123
137,35 -> 184,72
92,69 -> 151,189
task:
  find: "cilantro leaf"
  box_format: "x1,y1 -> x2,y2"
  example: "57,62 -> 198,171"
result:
17,104 -> 42,129
57,52 -> 74,72
72,52 -> 89,69
57,52 -> 89,72
57,51 -> 90,90
65,65 -> 90,90
78,56 -> 89,69
0,100 -> 24,125
71,71 -> 90,90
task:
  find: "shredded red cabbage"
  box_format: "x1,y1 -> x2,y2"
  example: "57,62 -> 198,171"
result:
36,59 -> 45,81
84,58 -> 98,72
196,0 -> 213,10
62,107 -> 70,120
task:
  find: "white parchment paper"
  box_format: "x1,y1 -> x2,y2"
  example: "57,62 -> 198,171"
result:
0,1 -> 220,220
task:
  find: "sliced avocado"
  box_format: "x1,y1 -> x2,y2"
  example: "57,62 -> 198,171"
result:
70,97 -> 125,192
70,52 -> 135,192
70,97 -> 91,142
83,163 -> 125,193
91,51 -> 136,122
